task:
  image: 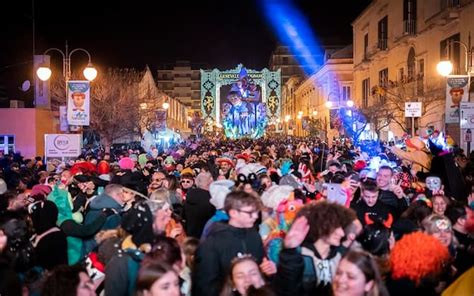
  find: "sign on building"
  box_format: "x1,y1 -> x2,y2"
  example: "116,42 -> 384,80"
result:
460,102 -> 474,129
45,134 -> 81,158
405,102 -> 422,117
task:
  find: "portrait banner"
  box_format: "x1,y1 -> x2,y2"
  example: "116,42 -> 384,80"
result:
67,80 -> 90,126
445,75 -> 469,123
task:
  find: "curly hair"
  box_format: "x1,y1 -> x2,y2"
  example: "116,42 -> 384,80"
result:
297,201 -> 356,243
390,231 -> 450,285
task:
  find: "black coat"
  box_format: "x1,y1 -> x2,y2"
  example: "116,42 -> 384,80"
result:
35,230 -> 68,270
351,199 -> 393,226
192,222 -> 264,296
183,188 -> 215,238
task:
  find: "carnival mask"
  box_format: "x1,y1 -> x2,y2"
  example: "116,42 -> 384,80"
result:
426,176 -> 441,191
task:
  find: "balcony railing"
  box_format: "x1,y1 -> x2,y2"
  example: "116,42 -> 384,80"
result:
378,38 -> 388,50
403,19 -> 416,35
442,0 -> 460,9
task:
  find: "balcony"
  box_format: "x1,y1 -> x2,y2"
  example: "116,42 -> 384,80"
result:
378,39 -> 388,50
441,0 -> 460,9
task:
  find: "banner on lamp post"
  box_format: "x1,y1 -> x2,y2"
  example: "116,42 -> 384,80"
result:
59,105 -> 69,132
67,80 -> 90,126
445,75 -> 470,123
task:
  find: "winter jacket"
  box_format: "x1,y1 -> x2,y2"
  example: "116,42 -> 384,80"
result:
378,189 -> 408,219
200,210 -> 229,241
183,188 -> 216,238
83,193 -> 122,255
104,245 -> 144,296
192,222 -> 264,296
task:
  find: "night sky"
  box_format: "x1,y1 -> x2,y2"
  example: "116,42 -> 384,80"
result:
1,0 -> 370,104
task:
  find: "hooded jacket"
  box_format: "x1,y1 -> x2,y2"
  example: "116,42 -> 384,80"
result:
192,222 -> 264,296
82,193 -> 122,255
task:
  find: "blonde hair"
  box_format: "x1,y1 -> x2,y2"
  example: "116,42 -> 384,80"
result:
149,188 -> 171,205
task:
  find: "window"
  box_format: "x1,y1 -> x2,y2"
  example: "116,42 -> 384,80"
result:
362,78 -> 370,107
342,86 -> 351,101
378,68 -> 388,103
399,68 -> 405,83
403,0 -> 416,35
282,57 -> 289,64
440,33 -> 461,74
419,59 -> 424,75
417,59 -> 425,95
0,135 -> 15,155
407,47 -> 416,81
364,33 -> 369,59
378,16 -> 388,50
379,68 -> 389,87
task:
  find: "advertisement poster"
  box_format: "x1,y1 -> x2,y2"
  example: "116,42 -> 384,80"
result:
67,80 -> 90,126
445,75 -> 469,123
45,134 -> 81,158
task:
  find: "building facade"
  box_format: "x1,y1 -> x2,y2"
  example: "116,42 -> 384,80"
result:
156,60 -> 202,113
139,66 -> 189,134
352,0 -> 474,142
292,46 -> 354,140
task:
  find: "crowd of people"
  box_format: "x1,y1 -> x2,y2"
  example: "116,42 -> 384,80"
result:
0,135 -> 473,296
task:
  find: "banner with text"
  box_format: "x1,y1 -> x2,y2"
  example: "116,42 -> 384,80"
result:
445,75 -> 470,123
45,134 -> 81,158
67,80 -> 90,126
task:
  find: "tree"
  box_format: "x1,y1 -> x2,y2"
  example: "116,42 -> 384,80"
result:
357,76 -> 444,140
50,68 -> 145,153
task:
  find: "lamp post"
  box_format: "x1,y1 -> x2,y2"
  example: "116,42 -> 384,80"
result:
437,34 -> 473,153
36,42 -> 97,137
36,42 -> 97,82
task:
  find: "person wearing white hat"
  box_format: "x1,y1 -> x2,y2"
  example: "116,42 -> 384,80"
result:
200,179 -> 234,241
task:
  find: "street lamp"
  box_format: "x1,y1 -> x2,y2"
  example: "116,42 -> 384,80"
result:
162,102 -> 170,110
436,35 -> 473,76
36,42 -> 97,82
437,34 -> 474,154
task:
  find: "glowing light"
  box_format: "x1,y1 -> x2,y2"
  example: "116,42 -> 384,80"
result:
312,110 -> 318,116
437,60 -> 453,76
325,101 -> 333,108
298,111 -> 303,116
162,102 -> 170,110
140,103 -> 148,109
83,64 -> 98,81
297,114 -> 302,120
284,115 -> 291,122
187,116 -> 193,121
346,100 -> 354,107
262,0 -> 323,75
36,67 -> 52,81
